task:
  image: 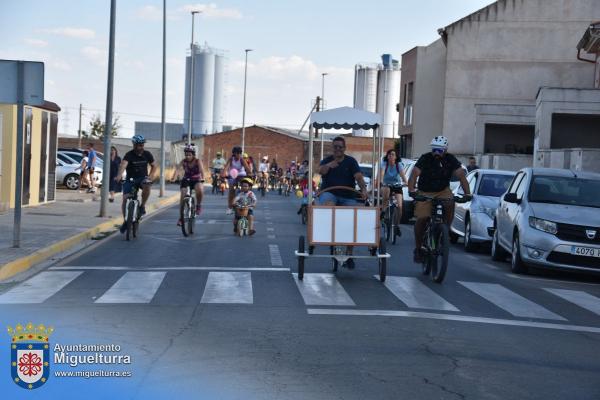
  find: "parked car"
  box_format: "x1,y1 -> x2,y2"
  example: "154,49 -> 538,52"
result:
490,168 -> 600,274
358,163 -> 373,193
56,159 -> 103,190
450,169 -> 515,251
57,149 -> 104,168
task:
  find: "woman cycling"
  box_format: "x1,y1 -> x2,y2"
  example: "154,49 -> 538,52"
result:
379,149 -> 408,236
222,146 -> 251,215
171,144 -> 205,226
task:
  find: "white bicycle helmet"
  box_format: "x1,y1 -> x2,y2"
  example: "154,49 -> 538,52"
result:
430,136 -> 448,149
184,144 -> 196,154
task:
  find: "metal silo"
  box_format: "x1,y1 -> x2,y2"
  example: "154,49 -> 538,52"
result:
376,55 -> 401,139
194,46 -> 215,135
212,53 -> 225,133
353,64 -> 378,137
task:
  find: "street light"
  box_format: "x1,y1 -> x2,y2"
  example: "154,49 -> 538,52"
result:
320,72 -> 328,160
187,10 -> 200,145
241,48 -> 253,153
159,0 -> 167,197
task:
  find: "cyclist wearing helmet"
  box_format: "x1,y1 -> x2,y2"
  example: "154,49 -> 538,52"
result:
408,135 -> 471,263
258,156 -> 269,188
232,177 -> 257,235
222,146 -> 251,214
171,144 -> 205,226
115,135 -> 157,233
211,152 -> 226,175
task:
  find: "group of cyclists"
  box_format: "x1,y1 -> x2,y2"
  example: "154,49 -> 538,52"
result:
114,133 -> 473,265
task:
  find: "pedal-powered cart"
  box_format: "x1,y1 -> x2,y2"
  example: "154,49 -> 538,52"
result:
295,107 -> 391,282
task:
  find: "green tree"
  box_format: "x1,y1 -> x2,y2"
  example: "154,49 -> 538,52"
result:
86,114 -> 121,138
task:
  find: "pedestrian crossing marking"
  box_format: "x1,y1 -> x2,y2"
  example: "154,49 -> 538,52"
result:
545,288 -> 600,316
379,276 -> 459,312
459,282 -> 566,321
293,273 -> 355,306
0,271 -> 83,304
269,244 -> 283,266
201,272 -> 253,304
95,272 -> 166,303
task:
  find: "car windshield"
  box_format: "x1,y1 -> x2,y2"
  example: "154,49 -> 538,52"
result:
359,166 -> 372,179
529,175 -> 600,208
478,174 -> 514,197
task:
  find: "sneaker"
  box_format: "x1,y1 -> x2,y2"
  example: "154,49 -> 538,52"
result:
226,208 -> 233,215
196,205 -> 202,215
139,206 -> 146,216
119,223 -> 127,234
413,248 -> 424,264
249,229 -> 256,236
177,218 -> 183,226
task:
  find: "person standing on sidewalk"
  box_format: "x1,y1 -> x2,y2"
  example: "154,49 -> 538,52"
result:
109,146 -> 122,203
86,143 -> 97,193
114,135 -> 157,233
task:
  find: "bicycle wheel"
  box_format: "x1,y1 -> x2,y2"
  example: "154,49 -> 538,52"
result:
330,246 -> 338,272
384,207 -> 391,242
125,200 -> 135,241
297,236 -> 305,280
237,218 -> 246,237
421,229 -> 431,275
430,224 -> 450,283
391,207 -> 398,245
181,199 -> 190,237
187,198 -> 195,235
378,240 -> 387,282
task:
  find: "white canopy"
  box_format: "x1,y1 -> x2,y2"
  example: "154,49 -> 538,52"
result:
310,106 -> 381,130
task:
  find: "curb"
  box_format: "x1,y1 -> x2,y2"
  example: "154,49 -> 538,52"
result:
0,194 -> 180,282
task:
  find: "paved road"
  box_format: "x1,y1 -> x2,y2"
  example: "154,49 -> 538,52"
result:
1,189 -> 600,399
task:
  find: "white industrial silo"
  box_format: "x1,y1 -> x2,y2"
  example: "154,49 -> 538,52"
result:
353,64 -> 378,137
376,55 -> 401,138
212,53 -> 225,133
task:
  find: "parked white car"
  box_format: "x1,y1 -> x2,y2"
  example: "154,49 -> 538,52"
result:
490,168 -> 600,274
56,159 -> 103,190
450,169 -> 515,251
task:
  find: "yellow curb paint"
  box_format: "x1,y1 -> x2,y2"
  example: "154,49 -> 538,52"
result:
0,194 -> 179,282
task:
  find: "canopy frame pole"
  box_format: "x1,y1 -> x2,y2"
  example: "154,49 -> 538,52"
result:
371,126 -> 377,204
308,123 -> 314,205
378,125 -> 384,208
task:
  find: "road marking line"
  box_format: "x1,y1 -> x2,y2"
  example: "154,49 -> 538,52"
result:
544,288 -> 600,316
459,281 -> 566,320
306,309 -> 600,334
505,273 -> 600,287
207,219 -> 216,224
267,221 -> 274,225
267,227 -> 275,232
0,271 -> 83,303
201,272 -> 253,304
378,276 -> 459,311
95,272 -> 166,303
293,273 -> 355,306
268,235 -> 276,239
269,244 -> 283,266
485,263 -> 501,270
50,266 -> 289,271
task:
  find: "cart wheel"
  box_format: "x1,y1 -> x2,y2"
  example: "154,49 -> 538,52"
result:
378,240 -> 387,283
330,246 -> 338,272
297,236 -> 305,280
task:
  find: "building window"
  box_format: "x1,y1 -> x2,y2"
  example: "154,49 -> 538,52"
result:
551,113 -> 600,149
399,134 -> 412,158
484,124 -> 534,154
403,82 -> 413,127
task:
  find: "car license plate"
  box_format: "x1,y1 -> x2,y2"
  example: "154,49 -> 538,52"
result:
571,246 -> 600,258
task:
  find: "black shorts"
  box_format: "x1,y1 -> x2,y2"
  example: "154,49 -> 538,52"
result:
180,178 -> 201,189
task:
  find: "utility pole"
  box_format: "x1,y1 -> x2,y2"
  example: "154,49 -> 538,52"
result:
12,62 -> 24,248
241,49 -> 253,153
100,0 -> 116,218
315,96 -> 320,159
320,72 -> 328,160
159,0 -> 167,197
78,103 -> 82,149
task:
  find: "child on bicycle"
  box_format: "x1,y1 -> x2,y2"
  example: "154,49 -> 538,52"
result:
297,172 -> 317,215
233,177 -> 257,235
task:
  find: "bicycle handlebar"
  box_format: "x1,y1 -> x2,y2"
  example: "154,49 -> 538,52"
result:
412,194 -> 471,203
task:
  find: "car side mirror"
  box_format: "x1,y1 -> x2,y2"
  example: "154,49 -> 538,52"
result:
504,193 -> 520,204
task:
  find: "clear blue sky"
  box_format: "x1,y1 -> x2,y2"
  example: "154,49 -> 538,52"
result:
0,0 -> 494,136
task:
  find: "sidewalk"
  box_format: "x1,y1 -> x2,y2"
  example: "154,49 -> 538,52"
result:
0,185 -> 180,281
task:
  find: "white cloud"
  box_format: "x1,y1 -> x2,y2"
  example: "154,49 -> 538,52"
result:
51,59 -> 72,71
81,46 -> 107,65
136,5 -> 162,20
179,3 -> 243,19
41,27 -> 95,39
24,38 -> 48,47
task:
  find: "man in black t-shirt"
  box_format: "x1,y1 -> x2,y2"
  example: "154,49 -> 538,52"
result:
114,135 -> 158,233
408,136 -> 471,263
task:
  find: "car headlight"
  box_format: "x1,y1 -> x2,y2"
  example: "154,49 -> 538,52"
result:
528,217 -> 557,235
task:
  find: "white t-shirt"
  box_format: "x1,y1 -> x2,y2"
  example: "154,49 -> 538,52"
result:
258,162 -> 269,173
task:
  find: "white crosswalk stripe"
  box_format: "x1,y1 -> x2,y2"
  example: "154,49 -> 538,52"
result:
269,244 -> 283,266
95,272 -> 166,303
379,276 -> 460,312
545,288 -> 600,316
0,271 -> 83,304
293,273 -> 355,306
459,282 -> 566,320
201,272 -> 253,304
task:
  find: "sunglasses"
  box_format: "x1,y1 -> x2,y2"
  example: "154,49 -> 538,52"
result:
332,144 -> 344,149
432,148 -> 445,154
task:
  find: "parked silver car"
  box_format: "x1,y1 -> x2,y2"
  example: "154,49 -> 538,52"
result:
451,169 -> 515,251
490,168 -> 600,274
56,159 -> 103,190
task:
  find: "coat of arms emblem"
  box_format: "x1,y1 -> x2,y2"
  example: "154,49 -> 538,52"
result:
8,322 -> 53,390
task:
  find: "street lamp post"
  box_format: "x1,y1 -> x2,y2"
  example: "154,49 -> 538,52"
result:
159,0 -> 167,197
320,72 -> 328,160
187,10 -> 199,145
241,49 -> 253,153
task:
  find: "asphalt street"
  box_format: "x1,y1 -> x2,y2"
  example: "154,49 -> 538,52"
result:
1,188 -> 600,399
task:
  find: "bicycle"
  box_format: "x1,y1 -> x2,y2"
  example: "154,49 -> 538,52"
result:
180,178 -> 203,237
211,170 -> 223,194
412,194 -> 468,283
258,174 -> 268,197
382,184 -> 405,245
234,201 -> 251,237
123,178 -> 147,241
